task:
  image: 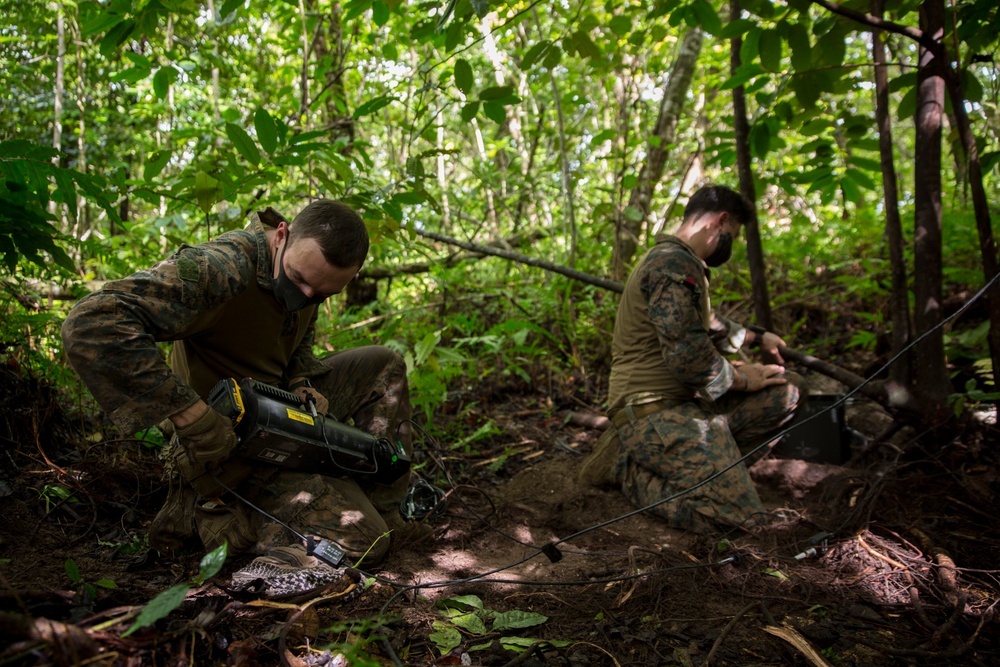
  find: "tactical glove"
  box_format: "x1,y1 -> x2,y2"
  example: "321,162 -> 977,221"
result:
172,407 -> 246,498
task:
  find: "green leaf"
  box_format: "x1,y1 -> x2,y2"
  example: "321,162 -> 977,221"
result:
225,123 -> 261,166
121,583 -> 190,637
197,543 -> 228,583
520,40 -> 551,71
623,205 -> 644,222
840,175 -> 860,203
460,101 -> 480,123
152,66 -> 179,100
99,19 -> 135,57
143,150 -> 171,181
609,15 -> 632,37
372,0 -> 389,26
352,94 -> 398,118
194,171 -> 222,214
721,63 -> 766,90
897,85 -> 917,122
113,65 -> 151,84
65,559 -> 81,584
590,129 -> 616,146
392,190 -> 426,205
469,0 -> 489,18
95,578 -> 117,589
571,29 -> 602,60
786,22 -> 811,71
429,621 -> 462,656
440,595 -> 485,611
499,636 -> 572,651
479,85 -> 516,101
844,167 -> 875,190
750,122 -> 771,158
451,612 -> 489,634
492,610 -> 548,631
219,0 -> 244,18
758,29 -> 782,72
721,18 -> 755,39
962,68 -> 983,103
483,102 -> 506,123
542,45 -> 562,69
689,0 -> 722,36
764,567 -> 788,580
740,26 -> 761,64
254,108 -> 278,154
454,58 -> 474,95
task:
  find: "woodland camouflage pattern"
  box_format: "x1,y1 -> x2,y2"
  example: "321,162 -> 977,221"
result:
63,210 -> 413,560
610,234 -> 802,532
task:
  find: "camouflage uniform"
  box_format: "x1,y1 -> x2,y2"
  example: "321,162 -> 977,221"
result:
62,210 -> 411,561
604,234 -> 802,533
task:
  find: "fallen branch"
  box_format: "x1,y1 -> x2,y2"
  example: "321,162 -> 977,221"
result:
414,228 -> 625,294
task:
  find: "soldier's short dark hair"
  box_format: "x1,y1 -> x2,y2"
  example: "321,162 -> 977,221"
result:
683,185 -> 756,227
289,200 -> 370,269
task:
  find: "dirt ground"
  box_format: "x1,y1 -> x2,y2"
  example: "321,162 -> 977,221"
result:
1,365 -> 999,666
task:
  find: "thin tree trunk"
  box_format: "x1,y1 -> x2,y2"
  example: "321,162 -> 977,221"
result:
52,1 -> 65,177
729,0 -> 772,331
612,27 -> 702,280
912,0 -> 949,419
872,0 -> 912,388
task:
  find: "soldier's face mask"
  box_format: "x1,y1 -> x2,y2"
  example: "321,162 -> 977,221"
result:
705,232 -> 734,267
273,238 -> 326,312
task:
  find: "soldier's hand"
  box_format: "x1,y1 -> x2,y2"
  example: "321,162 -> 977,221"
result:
734,363 -> 788,392
759,331 -> 786,363
294,386 -> 330,416
172,406 -> 239,497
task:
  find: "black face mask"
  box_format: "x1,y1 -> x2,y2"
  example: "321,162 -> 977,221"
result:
705,232 -> 734,267
273,240 -> 325,312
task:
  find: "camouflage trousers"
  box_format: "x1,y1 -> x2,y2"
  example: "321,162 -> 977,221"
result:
154,346 -> 412,565
615,374 -> 803,534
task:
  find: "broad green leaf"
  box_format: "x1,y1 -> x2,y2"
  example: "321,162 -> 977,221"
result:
219,0 -> 244,18
689,0 -> 722,36
392,191 -> 426,205
844,167 -> 876,190
962,68 -> 983,103
897,85 -> 917,122
520,40 -> 551,70
451,612 -> 489,634
609,15 -> 632,37
225,123 -> 261,166
815,26 -> 846,68
499,636 -> 572,651
750,122 -> 770,158
99,19 -> 135,57
720,18 -> 755,39
254,108 -> 278,154
197,543 -> 228,583
479,85 -> 516,101
786,23 -> 811,71
590,129 -> 616,146
740,25 -> 761,64
144,150 -> 171,181
95,579 -> 117,589
721,63 -> 766,90
542,45 -> 562,69
0,139 -> 59,161
623,205 -> 644,222
195,171 -> 222,214
382,42 -> 398,59
289,130 -> 327,145
382,199 -> 402,222
121,583 -> 190,637
483,102 -> 506,123
372,0 -> 389,26
352,94 -> 398,118
82,11 -> 127,36
445,21 -> 465,52
440,595 -> 485,611
980,151 -> 1000,173
65,559 -> 80,584
469,0 -> 489,18
840,175 -> 861,203
800,119 -> 831,136
454,58 -> 474,95
152,66 -> 179,100
113,65 -> 151,84
492,610 -> 548,631
759,29 -> 782,72
429,621 -> 462,656
571,29 -> 602,60
460,102 -> 479,122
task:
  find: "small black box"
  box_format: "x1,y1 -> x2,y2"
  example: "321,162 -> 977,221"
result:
772,394 -> 850,464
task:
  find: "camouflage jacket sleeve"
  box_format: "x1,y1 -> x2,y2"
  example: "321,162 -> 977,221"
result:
708,312 -> 748,355
61,232 -> 258,434
639,246 -> 737,401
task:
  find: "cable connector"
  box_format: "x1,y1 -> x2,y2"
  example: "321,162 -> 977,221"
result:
542,542 -> 563,563
308,537 -> 346,567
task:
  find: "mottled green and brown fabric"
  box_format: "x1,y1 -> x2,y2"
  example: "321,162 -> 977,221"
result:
62,213 -> 325,434
604,233 -> 803,532
63,211 -> 413,563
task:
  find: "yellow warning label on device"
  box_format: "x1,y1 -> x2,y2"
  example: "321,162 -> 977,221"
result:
286,408 -> 315,425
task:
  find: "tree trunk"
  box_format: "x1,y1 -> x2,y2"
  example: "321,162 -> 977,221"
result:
872,0 -> 912,388
729,0 -> 772,332
612,27 -> 702,280
911,0 -> 950,419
